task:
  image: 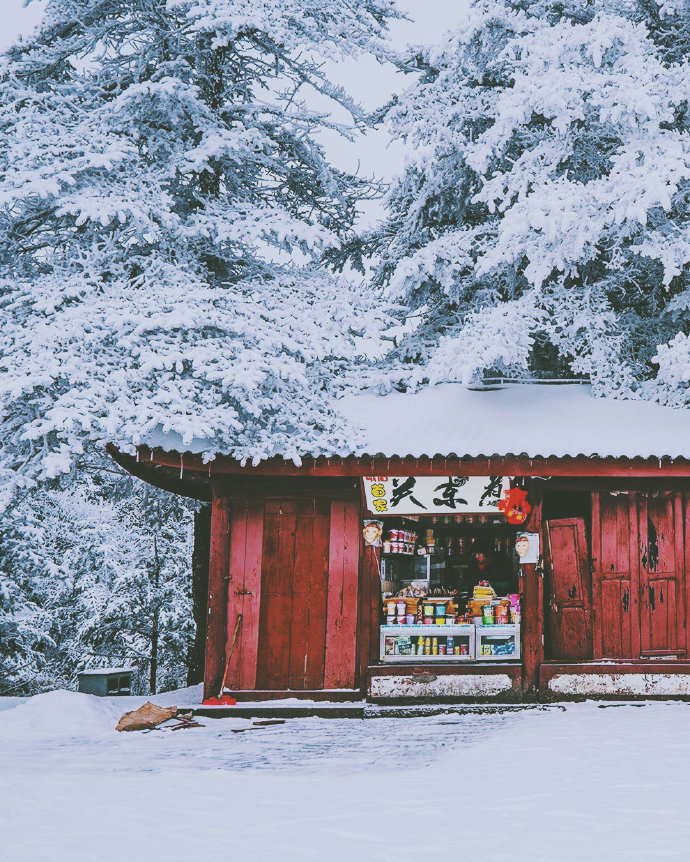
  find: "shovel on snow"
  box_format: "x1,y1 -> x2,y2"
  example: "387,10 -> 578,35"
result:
203,613 -> 243,706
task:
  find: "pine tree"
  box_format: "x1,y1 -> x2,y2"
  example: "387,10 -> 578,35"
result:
0,456 -> 196,695
363,0 -> 690,402
0,0 -> 397,510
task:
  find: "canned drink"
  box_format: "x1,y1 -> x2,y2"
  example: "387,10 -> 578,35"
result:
439,644 -> 446,655
454,646 -> 461,655
460,644 -> 468,655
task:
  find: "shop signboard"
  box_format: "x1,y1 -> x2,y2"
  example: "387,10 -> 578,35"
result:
363,475 -> 509,515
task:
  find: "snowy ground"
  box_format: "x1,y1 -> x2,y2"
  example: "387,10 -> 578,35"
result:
2,691 -> 689,862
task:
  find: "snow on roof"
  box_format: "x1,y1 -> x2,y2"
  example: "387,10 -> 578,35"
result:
336,383 -> 690,460
144,384 -> 690,462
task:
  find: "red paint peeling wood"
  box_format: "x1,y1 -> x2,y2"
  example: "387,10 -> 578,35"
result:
544,518 -> 592,660
256,503 -> 297,689
204,496 -> 230,700
226,500 -> 264,690
324,500 -> 360,689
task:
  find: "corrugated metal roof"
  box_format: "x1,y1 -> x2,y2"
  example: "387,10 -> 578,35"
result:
336,384 -> 690,460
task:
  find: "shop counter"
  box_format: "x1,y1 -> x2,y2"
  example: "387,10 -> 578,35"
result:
379,623 -> 522,662
380,624 -> 475,661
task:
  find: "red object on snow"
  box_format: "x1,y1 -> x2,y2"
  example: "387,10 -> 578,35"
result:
497,487 -> 532,525
202,695 -> 237,706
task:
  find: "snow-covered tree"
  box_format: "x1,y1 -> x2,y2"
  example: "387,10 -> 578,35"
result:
0,0 -> 398,510
364,0 -> 690,401
0,459 -> 195,696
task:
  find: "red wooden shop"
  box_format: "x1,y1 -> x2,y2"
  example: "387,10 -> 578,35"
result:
110,384 -> 690,701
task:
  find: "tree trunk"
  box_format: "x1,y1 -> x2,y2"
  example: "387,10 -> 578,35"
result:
150,533 -> 159,695
187,504 -> 211,685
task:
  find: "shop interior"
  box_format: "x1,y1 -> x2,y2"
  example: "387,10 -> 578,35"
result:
377,514 -> 522,662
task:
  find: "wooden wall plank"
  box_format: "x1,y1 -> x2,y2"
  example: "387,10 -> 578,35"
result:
226,501 -> 248,690
203,496 -> 231,700
302,499 -> 331,689
256,502 -> 297,689
591,492 -> 602,658
236,501 -> 265,689
324,500 -> 361,689
288,499 -> 317,690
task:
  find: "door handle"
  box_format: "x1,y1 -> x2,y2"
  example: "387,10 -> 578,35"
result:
649,586 -> 655,611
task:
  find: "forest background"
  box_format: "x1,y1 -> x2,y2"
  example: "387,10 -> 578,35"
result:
2,0 -> 689,696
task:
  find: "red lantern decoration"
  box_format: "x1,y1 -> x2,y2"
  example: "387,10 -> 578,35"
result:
497,487 -> 532,525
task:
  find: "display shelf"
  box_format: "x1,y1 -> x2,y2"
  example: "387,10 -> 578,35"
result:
380,625 -> 475,662
475,624 -> 521,660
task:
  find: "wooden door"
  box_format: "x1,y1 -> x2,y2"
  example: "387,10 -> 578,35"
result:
544,518 -> 592,659
592,493 -> 639,659
637,494 -> 685,658
592,491 -> 686,660
252,498 -> 361,691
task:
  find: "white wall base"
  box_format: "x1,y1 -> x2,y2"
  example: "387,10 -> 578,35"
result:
548,673 -> 690,697
369,673 -> 514,700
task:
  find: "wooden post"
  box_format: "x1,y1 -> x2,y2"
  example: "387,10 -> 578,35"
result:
522,489 -> 543,699
187,504 -> 211,686
203,495 -> 230,701
521,563 -> 543,699
357,543 -> 381,695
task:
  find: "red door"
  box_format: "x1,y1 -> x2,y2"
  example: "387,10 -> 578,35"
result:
244,498 -> 361,691
591,493 -> 639,659
591,492 -> 686,660
544,518 -> 592,659
637,494 -> 685,658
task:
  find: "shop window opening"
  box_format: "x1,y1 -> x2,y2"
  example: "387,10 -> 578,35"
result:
376,513 -> 522,663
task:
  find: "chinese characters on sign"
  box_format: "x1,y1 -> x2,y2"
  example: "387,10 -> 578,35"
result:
363,476 -> 509,515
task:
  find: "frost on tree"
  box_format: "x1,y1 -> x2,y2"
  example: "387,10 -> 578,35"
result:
0,460 -> 196,695
366,0 -> 690,404
0,0 -> 398,508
